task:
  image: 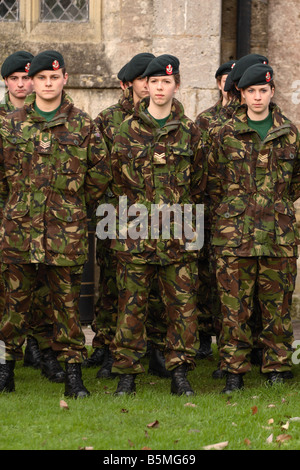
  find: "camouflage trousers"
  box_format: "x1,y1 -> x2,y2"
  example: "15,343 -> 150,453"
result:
216,256 -> 296,374
0,264 -> 55,348
0,263 -> 87,363
110,260 -> 200,374
93,242 -> 168,350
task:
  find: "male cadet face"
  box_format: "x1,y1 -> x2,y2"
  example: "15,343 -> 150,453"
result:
132,76 -> 149,103
217,74 -> 229,103
32,68 -> 68,104
5,71 -> 33,101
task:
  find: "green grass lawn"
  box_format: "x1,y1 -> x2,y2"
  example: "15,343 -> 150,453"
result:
0,345 -> 300,451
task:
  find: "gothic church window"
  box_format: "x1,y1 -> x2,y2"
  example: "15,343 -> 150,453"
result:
0,0 -> 19,21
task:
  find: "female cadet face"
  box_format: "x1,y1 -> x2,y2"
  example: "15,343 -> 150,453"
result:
147,75 -> 179,108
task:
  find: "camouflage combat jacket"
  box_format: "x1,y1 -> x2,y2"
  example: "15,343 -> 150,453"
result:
110,97 -> 205,265
94,87 -> 135,152
195,98 -> 223,140
0,91 -> 15,118
0,91 -> 111,266
208,103 -> 300,258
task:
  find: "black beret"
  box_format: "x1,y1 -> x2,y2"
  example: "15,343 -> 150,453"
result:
224,53 -> 269,91
124,53 -> 155,82
28,50 -> 65,77
238,63 -> 274,89
117,63 -> 129,82
215,60 -> 236,79
1,51 -> 34,79
142,54 -> 180,78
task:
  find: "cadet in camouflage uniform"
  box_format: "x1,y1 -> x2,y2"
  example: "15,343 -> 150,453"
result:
108,55 -> 205,396
194,60 -> 235,361
87,53 -> 170,380
207,63 -> 300,393
0,51 -> 59,373
0,51 -> 111,397
197,55 -> 270,380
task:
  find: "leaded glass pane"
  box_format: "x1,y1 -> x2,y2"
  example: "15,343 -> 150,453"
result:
0,0 -> 19,22
40,0 -> 89,22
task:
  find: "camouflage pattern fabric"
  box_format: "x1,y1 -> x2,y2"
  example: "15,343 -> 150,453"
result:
110,260 -> 200,374
110,97 -> 205,263
207,102 -> 300,373
195,99 -> 223,337
108,97 -> 205,373
0,91 -> 111,361
0,263 -> 86,362
0,93 -> 16,321
0,91 -> 111,265
207,103 -> 300,257
216,256 -> 296,373
0,93 -> 53,348
93,88 -> 168,349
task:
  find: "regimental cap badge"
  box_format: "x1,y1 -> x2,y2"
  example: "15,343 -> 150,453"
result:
166,64 -> 173,75
265,71 -> 271,82
25,62 -> 31,73
231,62 -> 236,69
52,60 -> 60,71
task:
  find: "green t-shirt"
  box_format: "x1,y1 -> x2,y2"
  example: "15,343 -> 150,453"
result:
146,109 -> 170,128
34,103 -> 61,122
247,112 -> 273,141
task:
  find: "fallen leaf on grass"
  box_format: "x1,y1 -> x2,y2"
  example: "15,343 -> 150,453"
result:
79,446 -> 94,450
251,406 -> 258,415
268,418 -> 274,425
289,417 -> 300,422
276,434 -> 292,444
267,404 -> 276,408
184,402 -> 197,408
203,441 -> 228,450
121,408 -> 129,413
128,439 -> 135,447
266,433 -> 273,444
60,400 -> 69,410
147,420 -> 159,429
281,421 -> 289,430
244,438 -> 251,446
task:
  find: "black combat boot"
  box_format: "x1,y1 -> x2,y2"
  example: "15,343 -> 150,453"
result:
195,333 -> 213,359
96,348 -> 116,379
40,348 -> 65,383
64,363 -> 90,398
266,371 -> 291,385
23,336 -> 41,369
212,361 -> 227,379
148,347 -> 171,378
0,361 -> 15,392
82,347 -> 106,368
171,364 -> 194,396
114,374 -> 136,396
221,372 -> 244,394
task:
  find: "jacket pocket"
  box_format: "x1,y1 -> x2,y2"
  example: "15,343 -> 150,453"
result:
212,197 -> 247,247
46,206 -> 88,255
274,147 -> 296,183
274,200 -> 300,245
218,150 -> 245,184
1,204 -> 30,251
